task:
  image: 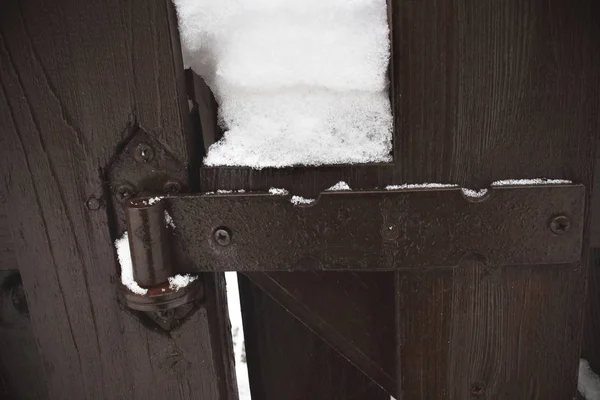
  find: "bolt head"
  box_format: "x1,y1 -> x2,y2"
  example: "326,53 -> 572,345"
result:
115,184 -> 135,202
214,228 -> 231,246
549,215 -> 571,235
163,180 -> 183,194
86,196 -> 101,210
133,142 -> 155,163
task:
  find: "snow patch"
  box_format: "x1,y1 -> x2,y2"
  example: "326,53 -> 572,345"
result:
291,195 -> 315,205
115,232 -> 147,295
491,178 -> 571,186
579,359 -> 600,400
225,272 -> 251,400
175,0 -> 392,168
164,211 -> 176,229
269,187 -> 289,196
326,181 -> 351,191
147,196 -> 163,205
386,183 -> 458,190
461,188 -> 489,198
168,274 -> 198,291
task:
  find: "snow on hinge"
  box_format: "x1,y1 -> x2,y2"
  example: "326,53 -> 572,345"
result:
114,212 -> 194,295
115,232 -> 147,295
174,0 -> 392,169
579,359 -> 600,400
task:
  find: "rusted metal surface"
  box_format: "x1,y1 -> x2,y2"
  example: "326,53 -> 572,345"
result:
129,184 -> 584,273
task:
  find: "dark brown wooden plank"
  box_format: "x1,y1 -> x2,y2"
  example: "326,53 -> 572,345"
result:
398,260 -> 584,399
238,274 -> 390,400
0,0 -> 236,398
396,268 -> 453,398
0,195 -> 17,270
393,0 -> 598,397
0,270 -> 47,400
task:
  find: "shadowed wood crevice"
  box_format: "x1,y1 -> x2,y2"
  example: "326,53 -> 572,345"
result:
243,271 -> 396,394
0,270 -> 48,400
238,274 -> 391,400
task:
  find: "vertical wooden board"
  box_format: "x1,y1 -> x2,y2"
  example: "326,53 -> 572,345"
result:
394,0 -> 599,186
398,262 -> 585,399
447,262 -> 583,399
0,0 -> 235,398
392,0 -> 598,397
238,275 -> 390,400
396,269 -> 453,399
0,195 -> 16,270
0,271 -> 47,400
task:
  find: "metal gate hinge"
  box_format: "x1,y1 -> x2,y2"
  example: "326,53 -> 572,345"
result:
107,127 -> 202,326
122,184 -> 585,276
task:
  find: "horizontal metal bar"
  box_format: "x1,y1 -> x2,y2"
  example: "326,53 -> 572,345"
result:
138,185 -> 585,272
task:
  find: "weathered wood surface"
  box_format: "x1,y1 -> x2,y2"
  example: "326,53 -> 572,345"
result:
0,0 -> 236,399
200,0 -> 599,398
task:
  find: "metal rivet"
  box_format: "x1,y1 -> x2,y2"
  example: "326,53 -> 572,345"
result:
115,184 -> 135,202
549,215 -> 571,235
134,142 -> 155,163
470,382 -> 485,396
163,180 -> 183,194
214,228 -> 231,246
86,196 -> 101,210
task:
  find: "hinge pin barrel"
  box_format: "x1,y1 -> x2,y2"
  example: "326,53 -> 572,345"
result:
126,198 -> 173,287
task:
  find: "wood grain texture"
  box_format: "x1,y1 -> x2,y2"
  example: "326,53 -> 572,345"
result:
393,1 -> 598,397
399,261 -> 585,399
0,0 -> 236,398
199,0 -> 599,398
238,275 -> 390,400
0,195 -> 17,270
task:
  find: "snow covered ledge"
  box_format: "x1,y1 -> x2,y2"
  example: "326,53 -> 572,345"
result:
174,0 -> 393,168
